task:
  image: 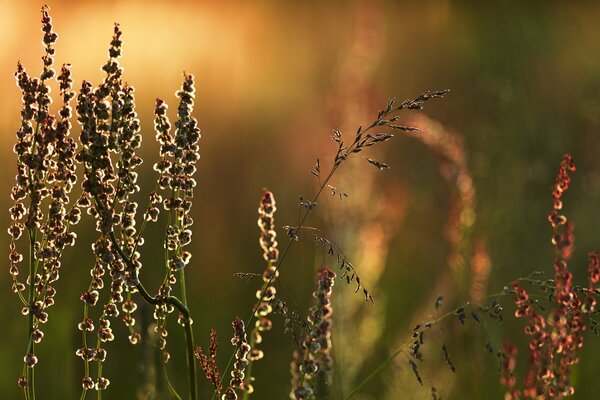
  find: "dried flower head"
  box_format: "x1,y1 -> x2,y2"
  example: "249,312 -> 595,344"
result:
290,268 -> 336,399
222,318 -> 251,400
242,190 -> 281,395
195,329 -> 222,397
258,190 -> 279,263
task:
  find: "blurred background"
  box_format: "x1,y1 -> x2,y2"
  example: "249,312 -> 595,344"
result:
2,1 -> 600,399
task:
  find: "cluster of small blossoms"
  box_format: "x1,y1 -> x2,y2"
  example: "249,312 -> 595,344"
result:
153,283 -> 176,364
152,73 -> 200,202
194,329 -> 222,396
9,7 -> 81,390
545,155 -> 584,398
289,344 -> 308,400
503,155 -> 593,399
76,241 -> 125,393
147,75 -> 200,357
258,191 -> 279,263
76,288 -> 114,392
135,98 -> 172,228
243,191 -> 280,394
77,23 -> 142,239
290,269 -> 336,400
509,281 -> 546,398
153,72 -> 200,274
222,318 -> 251,400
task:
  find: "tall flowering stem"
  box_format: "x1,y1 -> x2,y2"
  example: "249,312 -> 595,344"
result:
544,154 -> 582,397
222,319 -> 251,400
75,22 -> 145,399
10,7 -> 80,399
503,154 -> 591,399
153,72 -> 200,400
195,329 -> 222,397
242,190 -> 280,398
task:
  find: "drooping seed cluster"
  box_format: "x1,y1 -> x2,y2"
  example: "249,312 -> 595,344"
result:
290,268 -> 336,400
9,6 -> 81,389
300,92 -> 449,306
222,318 -> 251,400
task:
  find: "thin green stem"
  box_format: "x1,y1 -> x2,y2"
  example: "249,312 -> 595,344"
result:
97,360 -> 103,400
21,363 -> 29,400
163,360 -> 184,400
80,301 -> 90,400
180,270 -> 188,308
241,269 -> 272,400
130,180 -> 161,257
180,267 -> 197,400
184,320 -> 197,400
26,227 -> 37,400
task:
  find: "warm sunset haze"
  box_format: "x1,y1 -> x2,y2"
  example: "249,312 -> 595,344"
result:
3,2 -> 600,399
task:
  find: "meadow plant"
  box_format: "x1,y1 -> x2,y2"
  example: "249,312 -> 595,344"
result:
11,6 -> 600,400
10,7 -> 80,399
500,155 -> 596,399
